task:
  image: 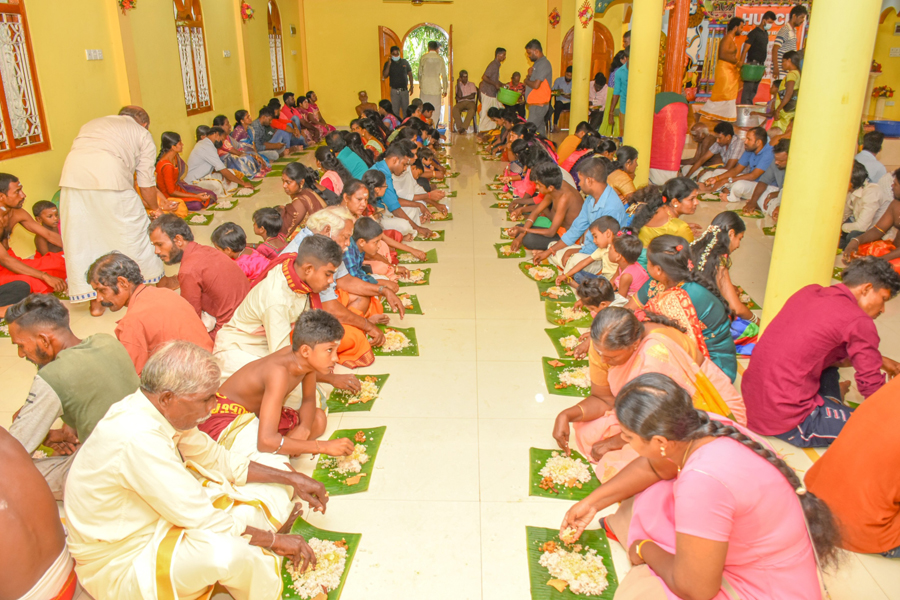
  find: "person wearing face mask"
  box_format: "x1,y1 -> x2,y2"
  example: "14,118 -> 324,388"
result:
63,340 -> 328,600
87,252 -> 214,374
698,126 -> 774,194
739,10 -> 776,105
184,126 -> 254,197
382,45 -> 414,118
743,257 -> 900,447
5,294 -> 139,499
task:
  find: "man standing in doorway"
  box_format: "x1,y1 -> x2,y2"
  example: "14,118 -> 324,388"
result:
418,41 -> 448,125
771,5 -> 807,87
740,10 -> 776,105
524,39 -> 553,135
478,47 -> 506,131
552,66 -> 573,133
383,45 -> 414,118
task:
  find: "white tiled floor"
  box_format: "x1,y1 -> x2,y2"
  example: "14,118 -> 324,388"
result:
3,136 -> 899,599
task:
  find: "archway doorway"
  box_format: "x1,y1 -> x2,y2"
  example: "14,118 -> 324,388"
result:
561,21 -> 615,81
404,23 -> 452,125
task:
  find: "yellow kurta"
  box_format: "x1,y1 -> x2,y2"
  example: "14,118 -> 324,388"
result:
64,391 -> 290,600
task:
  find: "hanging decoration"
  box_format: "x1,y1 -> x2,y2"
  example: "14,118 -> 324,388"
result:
578,0 -> 593,28
240,1 -> 255,22
118,0 -> 136,14
549,8 -> 561,29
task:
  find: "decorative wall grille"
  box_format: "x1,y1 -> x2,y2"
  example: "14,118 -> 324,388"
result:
174,0 -> 211,115
268,1 -> 285,95
0,3 -> 48,159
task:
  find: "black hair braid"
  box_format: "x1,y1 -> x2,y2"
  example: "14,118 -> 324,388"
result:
641,310 -> 687,333
686,269 -> 734,319
692,415 -> 842,570
629,188 -> 665,233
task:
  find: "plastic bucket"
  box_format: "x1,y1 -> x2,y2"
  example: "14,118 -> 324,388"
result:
497,88 -> 521,106
741,64 -> 765,82
871,120 -> 900,138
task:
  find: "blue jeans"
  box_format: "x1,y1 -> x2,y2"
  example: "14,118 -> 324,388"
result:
269,129 -> 304,148
774,367 -> 854,448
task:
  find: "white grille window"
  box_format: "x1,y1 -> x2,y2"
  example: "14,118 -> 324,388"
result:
174,0 -> 211,115
268,1 -> 285,95
0,1 -> 48,158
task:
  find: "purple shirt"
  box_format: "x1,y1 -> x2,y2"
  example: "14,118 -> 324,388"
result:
743,284 -> 884,435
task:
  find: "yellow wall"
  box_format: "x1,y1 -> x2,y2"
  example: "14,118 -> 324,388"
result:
303,0 -> 547,124
873,9 -> 900,121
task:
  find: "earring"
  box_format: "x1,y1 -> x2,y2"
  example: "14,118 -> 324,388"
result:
660,446 -> 667,457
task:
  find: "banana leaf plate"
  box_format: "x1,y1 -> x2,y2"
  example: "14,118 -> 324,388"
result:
185,213 -> 214,226
529,448 -> 601,500
698,193 -> 721,202
429,211 -> 453,222
487,183 -> 506,191
544,326 -> 583,358
312,426 -> 386,495
500,226 -> 517,240
372,325 -> 419,356
496,242 -> 526,259
382,293 -> 423,315
397,267 -> 430,287
545,302 -> 592,328
445,191 -> 458,198
490,201 -> 511,209
280,518 -> 361,600
735,286 -> 761,310
207,199 -> 240,211
526,526 -> 618,599
730,208 -> 763,219
537,281 -> 576,302
415,230 -> 445,242
763,226 -> 776,236
542,356 -> 591,397
519,261 -> 559,282
0,320 -> 8,338
326,374 -> 389,413
396,249 -> 438,264
493,191 -> 516,202
833,267 -> 843,281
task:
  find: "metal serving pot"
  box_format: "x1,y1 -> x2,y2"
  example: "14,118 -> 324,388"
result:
735,104 -> 766,128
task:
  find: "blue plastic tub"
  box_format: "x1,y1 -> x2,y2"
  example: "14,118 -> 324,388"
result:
871,120 -> 900,137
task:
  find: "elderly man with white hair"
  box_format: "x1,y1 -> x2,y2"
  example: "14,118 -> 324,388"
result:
64,340 -> 327,600
281,207 -> 406,369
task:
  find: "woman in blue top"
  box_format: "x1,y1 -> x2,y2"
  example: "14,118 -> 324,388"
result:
628,234 -> 738,381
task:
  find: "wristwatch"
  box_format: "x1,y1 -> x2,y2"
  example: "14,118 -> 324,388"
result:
727,177 -> 734,184
377,285 -> 385,296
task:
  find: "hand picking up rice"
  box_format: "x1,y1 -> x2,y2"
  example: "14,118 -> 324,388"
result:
285,538 -> 348,599
399,270 -> 425,284
320,443 -> 370,475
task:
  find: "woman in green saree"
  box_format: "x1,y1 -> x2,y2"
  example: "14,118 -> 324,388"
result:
627,234 -> 738,381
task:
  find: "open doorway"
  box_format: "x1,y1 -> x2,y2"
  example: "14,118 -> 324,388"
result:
404,23 -> 452,126
561,22 -> 615,80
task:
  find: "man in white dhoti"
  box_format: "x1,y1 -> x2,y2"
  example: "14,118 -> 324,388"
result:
478,48 -> 506,132
58,106 -> 166,310
64,340 -> 327,600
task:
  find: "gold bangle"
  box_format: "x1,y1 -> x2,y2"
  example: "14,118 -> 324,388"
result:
577,404 -> 585,420
636,539 -> 651,561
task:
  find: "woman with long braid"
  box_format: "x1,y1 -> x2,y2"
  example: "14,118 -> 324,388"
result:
553,308 -> 744,483
561,373 -> 837,600
628,234 -> 738,381
629,178 -> 701,247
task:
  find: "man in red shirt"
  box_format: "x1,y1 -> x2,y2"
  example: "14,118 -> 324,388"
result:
743,257 -> 900,447
87,252 -> 213,373
148,214 -> 250,339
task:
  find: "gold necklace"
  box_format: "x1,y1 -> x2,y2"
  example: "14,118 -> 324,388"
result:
678,438 -> 695,473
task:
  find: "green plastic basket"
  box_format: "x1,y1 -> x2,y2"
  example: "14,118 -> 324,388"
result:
497,88 -> 521,106
741,63 -> 765,82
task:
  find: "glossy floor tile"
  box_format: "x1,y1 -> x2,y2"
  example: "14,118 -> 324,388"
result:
2,135 -> 897,599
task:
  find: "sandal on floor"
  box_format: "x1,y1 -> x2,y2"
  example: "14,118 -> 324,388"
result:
602,516 -> 619,543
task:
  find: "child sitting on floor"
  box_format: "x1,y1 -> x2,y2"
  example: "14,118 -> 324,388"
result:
199,310 -> 355,459
352,216 -> 410,283
211,222 -> 270,282
417,147 -> 446,180
30,201 -> 63,256
556,216 -> 620,286
250,207 -> 287,260
567,277 -> 618,359
608,227 -> 649,298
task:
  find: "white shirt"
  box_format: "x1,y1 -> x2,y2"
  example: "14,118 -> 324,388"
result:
59,115 -> 157,191
559,165 -> 577,189
64,390 -> 251,598
184,137 -> 227,182
393,166 -> 427,201
418,51 -> 448,96
214,265 -> 310,357
843,182 -> 884,233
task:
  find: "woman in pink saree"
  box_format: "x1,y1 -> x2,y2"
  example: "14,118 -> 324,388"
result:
559,373 -> 837,600
302,92 -> 335,138
553,307 -> 744,483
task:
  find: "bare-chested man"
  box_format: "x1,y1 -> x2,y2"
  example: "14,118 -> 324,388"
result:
509,161 -> 584,252
0,426 -> 83,600
201,310 -> 354,459
680,124 -> 718,172
0,174 -> 66,294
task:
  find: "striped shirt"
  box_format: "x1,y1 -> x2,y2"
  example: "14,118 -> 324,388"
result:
774,24 -> 797,71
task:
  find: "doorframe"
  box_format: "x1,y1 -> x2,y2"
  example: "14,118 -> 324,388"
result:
401,22 -> 452,125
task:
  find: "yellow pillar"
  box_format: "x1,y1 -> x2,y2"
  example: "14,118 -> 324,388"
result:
760,0 -> 881,327
622,0 -> 664,187
570,1 -> 592,128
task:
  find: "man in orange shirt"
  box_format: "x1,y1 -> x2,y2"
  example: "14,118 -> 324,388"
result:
87,252 -> 213,373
